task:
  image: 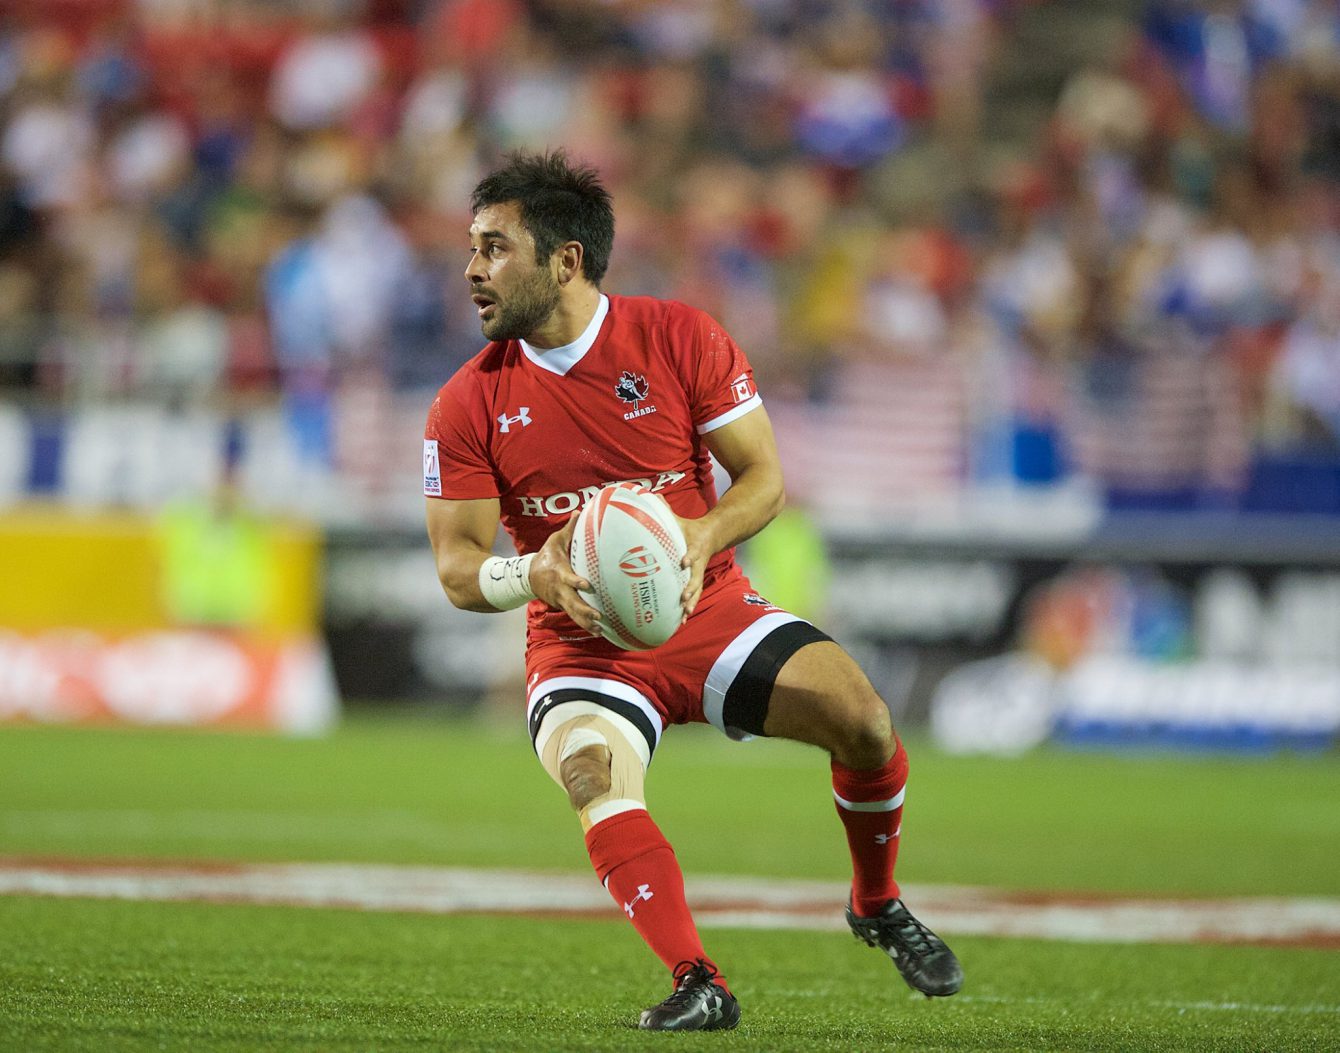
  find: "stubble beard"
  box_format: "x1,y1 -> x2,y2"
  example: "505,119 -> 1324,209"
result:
480,268 -> 562,343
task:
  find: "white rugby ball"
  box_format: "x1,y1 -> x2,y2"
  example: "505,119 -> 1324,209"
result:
570,483 -> 690,650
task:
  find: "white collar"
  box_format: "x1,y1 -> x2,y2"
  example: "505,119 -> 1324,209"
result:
520,294 -> 610,376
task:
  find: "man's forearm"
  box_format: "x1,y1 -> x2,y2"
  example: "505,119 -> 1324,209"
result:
437,546 -> 533,613
699,464 -> 785,555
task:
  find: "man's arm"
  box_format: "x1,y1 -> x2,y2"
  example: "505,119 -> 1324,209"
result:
425,496 -> 507,612
678,405 -> 786,615
425,497 -> 603,632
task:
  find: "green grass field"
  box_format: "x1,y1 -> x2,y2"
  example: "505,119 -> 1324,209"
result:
3,715 -> 1340,1051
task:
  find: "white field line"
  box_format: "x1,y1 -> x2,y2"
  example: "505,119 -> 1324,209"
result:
2,858 -> 1339,949
955,995 -> 1340,1016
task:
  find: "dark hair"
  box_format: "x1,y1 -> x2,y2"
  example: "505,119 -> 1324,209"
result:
470,150 -> 615,285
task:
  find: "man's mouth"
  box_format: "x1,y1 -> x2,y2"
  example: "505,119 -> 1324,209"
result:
472,293 -> 496,319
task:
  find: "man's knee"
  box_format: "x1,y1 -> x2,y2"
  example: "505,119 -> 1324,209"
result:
559,744 -> 612,811
829,692 -> 896,769
538,711 -> 649,828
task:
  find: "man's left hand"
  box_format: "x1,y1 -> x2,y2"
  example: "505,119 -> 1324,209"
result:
676,515 -> 716,619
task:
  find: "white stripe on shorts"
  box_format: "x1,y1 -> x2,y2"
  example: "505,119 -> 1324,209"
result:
833,786 -> 906,812
701,611 -> 805,740
527,675 -> 663,764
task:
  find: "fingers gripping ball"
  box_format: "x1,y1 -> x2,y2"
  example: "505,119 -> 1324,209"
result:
570,483 -> 689,650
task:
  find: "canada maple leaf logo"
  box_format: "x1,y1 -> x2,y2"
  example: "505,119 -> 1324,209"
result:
615,371 -> 650,405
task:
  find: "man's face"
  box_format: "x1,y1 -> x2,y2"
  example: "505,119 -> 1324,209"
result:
466,202 -> 561,342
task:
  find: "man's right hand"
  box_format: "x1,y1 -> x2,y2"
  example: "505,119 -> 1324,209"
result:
530,514 -> 604,636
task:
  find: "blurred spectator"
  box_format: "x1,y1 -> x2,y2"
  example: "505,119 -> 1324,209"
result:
792,10 -> 905,173
0,261 -> 41,389
270,6 -> 382,132
2,82 -> 94,209
314,193 -> 412,364
1270,281 -> 1340,448
155,422 -> 277,629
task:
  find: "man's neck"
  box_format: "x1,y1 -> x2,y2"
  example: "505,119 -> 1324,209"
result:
524,284 -> 603,349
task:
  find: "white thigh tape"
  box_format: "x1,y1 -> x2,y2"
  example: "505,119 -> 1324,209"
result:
558,727 -> 608,763
586,798 -> 645,825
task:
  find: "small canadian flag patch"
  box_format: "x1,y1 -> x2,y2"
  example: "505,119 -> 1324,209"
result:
730,374 -> 755,404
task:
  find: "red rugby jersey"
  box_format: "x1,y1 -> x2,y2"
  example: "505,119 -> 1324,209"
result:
424,294 -> 762,641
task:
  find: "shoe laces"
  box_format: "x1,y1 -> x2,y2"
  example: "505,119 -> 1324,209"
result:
663,958 -> 717,1005
884,905 -> 937,957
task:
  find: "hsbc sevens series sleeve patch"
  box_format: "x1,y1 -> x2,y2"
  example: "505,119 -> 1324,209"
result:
423,439 -> 442,496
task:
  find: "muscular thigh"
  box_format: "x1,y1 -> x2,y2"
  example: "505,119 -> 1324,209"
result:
762,641 -> 894,765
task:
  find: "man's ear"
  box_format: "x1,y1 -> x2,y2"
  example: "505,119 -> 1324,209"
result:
556,241 -> 584,285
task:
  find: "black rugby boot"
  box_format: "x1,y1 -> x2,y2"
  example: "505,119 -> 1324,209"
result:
638,959 -> 740,1032
847,897 -> 963,997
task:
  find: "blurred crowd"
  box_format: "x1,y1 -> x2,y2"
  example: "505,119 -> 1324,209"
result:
1,0 -> 1339,509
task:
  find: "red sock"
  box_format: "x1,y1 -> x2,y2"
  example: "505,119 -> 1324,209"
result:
584,809 -> 729,993
831,737 -> 908,917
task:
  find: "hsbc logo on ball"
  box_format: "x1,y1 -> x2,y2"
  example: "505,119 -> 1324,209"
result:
516,470 -> 685,517
619,546 -> 660,579
630,578 -> 658,625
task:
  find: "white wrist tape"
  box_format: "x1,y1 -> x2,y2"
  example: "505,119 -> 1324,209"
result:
478,553 -> 536,611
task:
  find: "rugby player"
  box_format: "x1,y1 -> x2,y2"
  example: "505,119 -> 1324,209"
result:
424,151 -> 962,1031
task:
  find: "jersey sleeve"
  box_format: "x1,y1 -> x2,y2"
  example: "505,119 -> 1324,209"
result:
423,377 -> 500,500
687,308 -> 763,434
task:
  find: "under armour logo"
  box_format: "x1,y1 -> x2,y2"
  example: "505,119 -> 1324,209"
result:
875,824 -> 901,845
702,994 -> 723,1023
497,408 -> 532,433
624,883 -> 654,918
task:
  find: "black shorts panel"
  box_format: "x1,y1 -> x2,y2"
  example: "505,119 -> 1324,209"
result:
721,621 -> 833,737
